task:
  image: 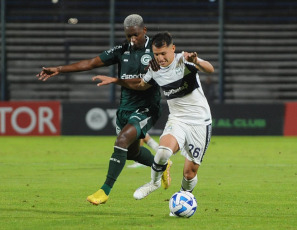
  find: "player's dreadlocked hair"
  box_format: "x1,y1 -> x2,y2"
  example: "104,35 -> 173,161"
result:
123,14 -> 144,28
152,32 -> 173,48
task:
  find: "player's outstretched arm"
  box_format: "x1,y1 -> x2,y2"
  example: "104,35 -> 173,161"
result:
36,56 -> 104,81
92,75 -> 151,91
184,52 -> 214,74
92,75 -> 119,86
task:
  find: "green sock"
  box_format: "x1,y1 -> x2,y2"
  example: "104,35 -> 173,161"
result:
102,147 -> 127,195
134,146 -> 154,166
100,184 -> 111,195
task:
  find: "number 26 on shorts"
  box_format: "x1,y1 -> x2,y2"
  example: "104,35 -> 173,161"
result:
188,144 -> 201,158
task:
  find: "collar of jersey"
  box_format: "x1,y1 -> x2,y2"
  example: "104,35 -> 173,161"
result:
128,35 -> 150,50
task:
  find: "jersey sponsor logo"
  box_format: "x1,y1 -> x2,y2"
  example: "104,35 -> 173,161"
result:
163,81 -> 189,97
141,54 -> 152,65
121,73 -> 145,79
124,51 -> 130,55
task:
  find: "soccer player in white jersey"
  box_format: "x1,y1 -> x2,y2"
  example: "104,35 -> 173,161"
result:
93,32 -> 214,200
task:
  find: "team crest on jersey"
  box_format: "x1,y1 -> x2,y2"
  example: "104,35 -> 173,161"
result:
141,54 -> 152,65
175,67 -> 183,75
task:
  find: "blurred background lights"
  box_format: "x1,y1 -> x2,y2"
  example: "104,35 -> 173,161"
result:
68,18 -> 78,24
52,0 -> 59,4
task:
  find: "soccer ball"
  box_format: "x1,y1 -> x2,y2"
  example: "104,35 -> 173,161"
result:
169,191 -> 197,218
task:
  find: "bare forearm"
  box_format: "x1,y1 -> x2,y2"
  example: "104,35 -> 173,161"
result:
194,58 -> 214,74
115,78 -> 145,90
59,58 -> 101,73
93,75 -> 149,90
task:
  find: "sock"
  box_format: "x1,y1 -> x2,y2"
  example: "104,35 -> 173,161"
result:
151,146 -> 173,183
100,184 -> 111,195
133,146 -> 154,166
102,146 -> 127,195
146,138 -> 159,152
181,175 -> 198,192
151,161 -> 167,183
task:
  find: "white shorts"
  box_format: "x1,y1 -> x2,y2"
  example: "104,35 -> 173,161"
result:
161,119 -> 212,165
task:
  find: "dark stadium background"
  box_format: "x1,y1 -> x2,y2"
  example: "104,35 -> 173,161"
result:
1,0 -> 297,136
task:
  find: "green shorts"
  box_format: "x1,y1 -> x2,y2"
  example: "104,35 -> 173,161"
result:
116,107 -> 161,139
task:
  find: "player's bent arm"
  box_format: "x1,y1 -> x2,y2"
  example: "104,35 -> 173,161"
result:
93,75 -> 151,91
194,58 -> 214,74
184,52 -> 214,74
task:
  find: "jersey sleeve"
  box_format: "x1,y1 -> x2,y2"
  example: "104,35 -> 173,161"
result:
143,68 -> 153,83
99,44 -> 126,66
142,68 -> 156,85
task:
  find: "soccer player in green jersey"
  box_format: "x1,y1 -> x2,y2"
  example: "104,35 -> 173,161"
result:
36,14 -> 172,205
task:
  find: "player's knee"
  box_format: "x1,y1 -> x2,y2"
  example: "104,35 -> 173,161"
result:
115,138 -> 126,149
154,146 -> 173,165
115,133 -> 134,149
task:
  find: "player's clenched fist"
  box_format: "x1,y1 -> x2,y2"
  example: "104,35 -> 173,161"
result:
183,51 -> 198,63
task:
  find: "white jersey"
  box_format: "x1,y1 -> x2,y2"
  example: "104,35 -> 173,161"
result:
143,53 -> 212,125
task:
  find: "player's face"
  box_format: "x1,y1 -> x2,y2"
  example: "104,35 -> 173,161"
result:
124,26 -> 147,49
153,44 -> 175,67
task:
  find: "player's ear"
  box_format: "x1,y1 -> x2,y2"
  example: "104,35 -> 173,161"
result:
143,26 -> 147,34
172,44 -> 176,52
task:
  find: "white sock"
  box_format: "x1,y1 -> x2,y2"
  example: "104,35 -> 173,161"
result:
146,138 -> 159,152
181,175 -> 198,192
151,146 -> 173,183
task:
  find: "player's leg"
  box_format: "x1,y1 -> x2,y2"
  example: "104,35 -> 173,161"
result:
133,133 -> 178,200
87,123 -> 138,205
180,123 -> 212,192
126,111 -> 158,167
153,134 -> 176,189
127,133 -> 159,168
127,161 -> 146,168
181,159 -> 199,192
127,138 -> 150,168
143,133 -> 159,152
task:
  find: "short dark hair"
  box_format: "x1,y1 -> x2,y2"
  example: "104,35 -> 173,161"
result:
152,32 -> 173,48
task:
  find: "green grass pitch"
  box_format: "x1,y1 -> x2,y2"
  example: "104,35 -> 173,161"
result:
0,136 -> 297,230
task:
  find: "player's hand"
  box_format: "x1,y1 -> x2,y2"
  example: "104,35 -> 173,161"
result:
36,67 -> 60,81
92,75 -> 117,86
183,52 -> 198,64
145,58 -> 160,72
